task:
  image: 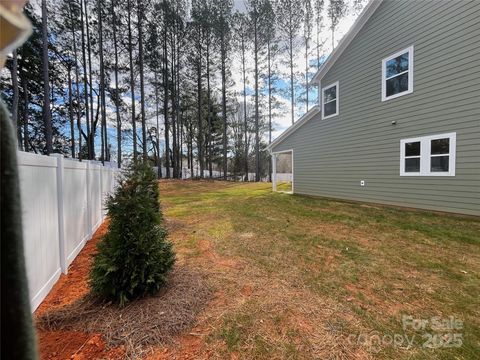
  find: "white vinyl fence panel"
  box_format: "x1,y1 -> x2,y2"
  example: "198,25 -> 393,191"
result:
17,152 -> 119,311
89,162 -> 103,233
276,173 -> 292,182
152,167 -> 268,181
153,167 -> 224,179
62,158 -> 89,267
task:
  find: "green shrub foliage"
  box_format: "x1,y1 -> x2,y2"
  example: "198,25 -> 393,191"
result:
90,162 -> 175,305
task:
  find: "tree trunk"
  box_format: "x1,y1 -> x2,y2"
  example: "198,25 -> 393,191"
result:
22,77 -> 29,152
267,39 -> 272,182
85,0 -> 95,158
11,50 -> 19,136
170,38 -> 178,178
162,13 -> 170,178
137,0 -> 147,160
242,37 -> 248,181
221,29 -> 228,180
175,20 -> 182,177
41,0 -> 53,154
155,70 -> 162,179
189,120 -> 194,176
97,0 -> 107,164
127,0 -> 137,160
68,64 -> 75,158
316,19 -> 320,69
332,27 -> 335,50
69,0 -> 82,161
305,35 -> 309,112
111,0 -> 121,166
254,9 -> 260,182
206,40 -> 212,178
289,32 -> 295,125
80,0 -> 91,159
196,35 -> 204,178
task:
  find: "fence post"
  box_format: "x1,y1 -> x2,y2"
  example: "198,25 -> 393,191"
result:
100,163 -> 104,220
52,154 -> 68,274
272,154 -> 277,192
86,161 -> 93,240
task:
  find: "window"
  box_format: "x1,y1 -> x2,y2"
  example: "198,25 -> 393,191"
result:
404,141 -> 421,173
382,46 -> 413,101
322,81 -> 339,119
400,132 -> 456,176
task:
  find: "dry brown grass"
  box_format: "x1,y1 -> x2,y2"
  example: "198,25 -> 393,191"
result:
37,266 -> 211,358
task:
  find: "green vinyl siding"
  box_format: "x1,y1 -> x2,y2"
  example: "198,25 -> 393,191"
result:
271,0 -> 480,215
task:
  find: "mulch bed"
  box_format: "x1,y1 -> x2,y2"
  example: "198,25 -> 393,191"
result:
35,221 -> 211,359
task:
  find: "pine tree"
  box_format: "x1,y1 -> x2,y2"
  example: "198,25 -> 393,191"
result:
90,162 -> 175,306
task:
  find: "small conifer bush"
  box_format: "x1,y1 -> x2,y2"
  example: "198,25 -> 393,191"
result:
90,162 -> 175,305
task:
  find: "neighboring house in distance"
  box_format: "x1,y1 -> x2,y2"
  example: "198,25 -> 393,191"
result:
268,0 -> 480,216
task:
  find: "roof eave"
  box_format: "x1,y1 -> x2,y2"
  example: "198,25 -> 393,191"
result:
267,106 -> 320,152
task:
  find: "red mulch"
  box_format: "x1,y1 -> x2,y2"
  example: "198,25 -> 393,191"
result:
34,221 -> 126,360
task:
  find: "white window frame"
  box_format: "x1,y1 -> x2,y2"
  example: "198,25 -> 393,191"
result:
400,132 -> 456,176
382,45 -> 414,101
321,81 -> 339,119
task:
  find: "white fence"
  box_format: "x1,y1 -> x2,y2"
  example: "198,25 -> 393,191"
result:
276,173 -> 292,182
17,152 -> 119,311
153,167 -> 225,179
153,166 -> 269,181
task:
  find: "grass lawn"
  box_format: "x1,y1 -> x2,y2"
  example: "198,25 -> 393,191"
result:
275,181 -> 293,192
160,180 -> 480,359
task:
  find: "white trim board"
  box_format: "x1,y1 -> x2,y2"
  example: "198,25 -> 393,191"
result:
382,45 -> 414,101
66,236 -> 89,267
30,268 -> 62,311
321,81 -> 339,120
311,0 -> 384,85
271,149 -> 294,194
399,132 -> 456,176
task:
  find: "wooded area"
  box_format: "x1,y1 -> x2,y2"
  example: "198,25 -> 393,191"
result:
1,0 -> 362,180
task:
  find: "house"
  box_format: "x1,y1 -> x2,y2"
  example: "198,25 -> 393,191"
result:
268,0 -> 480,216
